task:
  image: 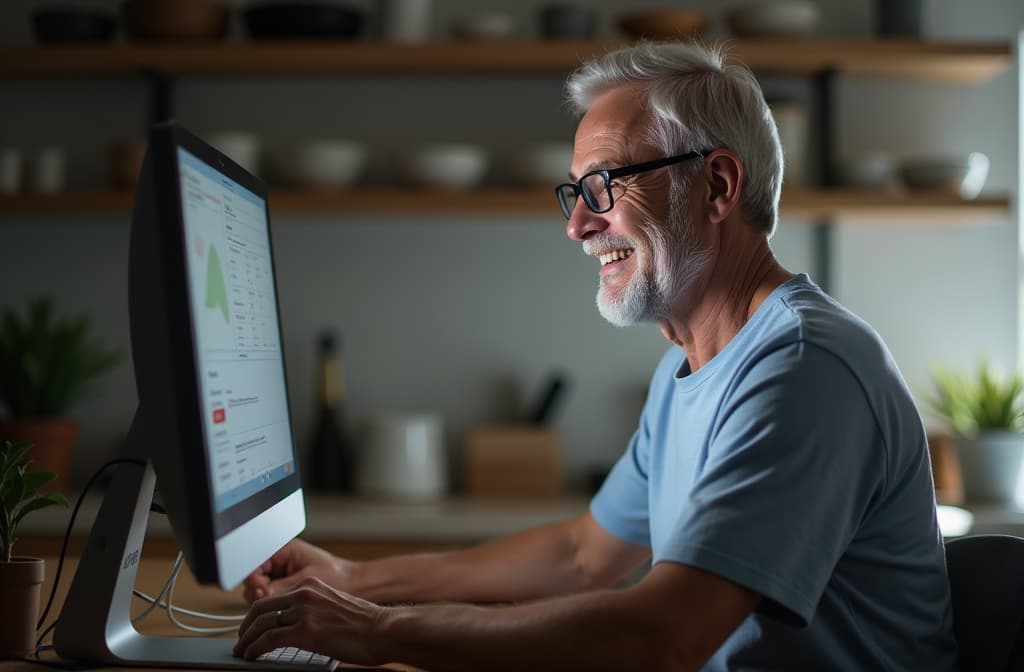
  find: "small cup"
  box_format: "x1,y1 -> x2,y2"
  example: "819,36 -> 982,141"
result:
0,148 -> 23,194
29,146 -> 66,194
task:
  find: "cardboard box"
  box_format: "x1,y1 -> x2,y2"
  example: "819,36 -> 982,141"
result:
464,426 -> 564,497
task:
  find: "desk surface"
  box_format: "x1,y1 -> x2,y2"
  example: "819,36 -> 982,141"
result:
4,556 -> 411,672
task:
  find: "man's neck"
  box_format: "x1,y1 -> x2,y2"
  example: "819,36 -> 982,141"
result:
658,236 -> 793,372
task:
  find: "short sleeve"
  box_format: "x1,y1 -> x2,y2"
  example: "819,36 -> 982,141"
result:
589,349 -> 684,548
657,342 -> 886,626
590,428 -> 652,547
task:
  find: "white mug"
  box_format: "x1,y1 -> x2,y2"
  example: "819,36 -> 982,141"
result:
29,146 -> 66,194
356,412 -> 447,500
0,148 -> 22,194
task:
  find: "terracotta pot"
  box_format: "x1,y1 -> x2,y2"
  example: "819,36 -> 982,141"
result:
0,417 -> 79,494
0,557 -> 45,658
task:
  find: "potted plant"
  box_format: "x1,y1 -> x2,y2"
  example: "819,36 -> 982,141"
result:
0,297 -> 120,494
929,359 -> 1024,504
0,440 -> 68,658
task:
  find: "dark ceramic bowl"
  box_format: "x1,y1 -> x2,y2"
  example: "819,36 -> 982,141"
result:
32,7 -> 117,43
243,2 -> 364,39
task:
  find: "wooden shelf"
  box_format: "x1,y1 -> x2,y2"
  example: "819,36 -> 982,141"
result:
0,39 -> 1011,83
0,188 -> 1010,223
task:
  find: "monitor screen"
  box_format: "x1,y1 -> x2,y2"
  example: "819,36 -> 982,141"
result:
177,148 -> 295,517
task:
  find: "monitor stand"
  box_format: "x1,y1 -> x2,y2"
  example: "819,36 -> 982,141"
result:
52,409 -> 251,668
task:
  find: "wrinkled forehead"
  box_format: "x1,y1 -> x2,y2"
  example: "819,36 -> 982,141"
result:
572,84 -> 658,175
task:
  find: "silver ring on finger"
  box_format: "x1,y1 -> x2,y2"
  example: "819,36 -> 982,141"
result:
274,609 -> 284,628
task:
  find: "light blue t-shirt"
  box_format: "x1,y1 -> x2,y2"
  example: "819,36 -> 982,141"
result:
591,274 -> 957,670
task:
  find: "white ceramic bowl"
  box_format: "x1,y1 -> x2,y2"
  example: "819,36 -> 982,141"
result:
405,144 -> 488,190
727,0 -> 821,37
900,152 -> 989,199
275,140 -> 367,188
515,142 -> 574,186
207,131 -> 262,175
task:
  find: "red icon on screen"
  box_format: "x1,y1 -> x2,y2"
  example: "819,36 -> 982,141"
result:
213,408 -> 226,424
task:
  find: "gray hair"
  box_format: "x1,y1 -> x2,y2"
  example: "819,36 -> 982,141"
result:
565,41 -> 783,235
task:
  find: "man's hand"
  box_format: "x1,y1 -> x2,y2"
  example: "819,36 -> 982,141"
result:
242,539 -> 355,603
234,577 -> 387,666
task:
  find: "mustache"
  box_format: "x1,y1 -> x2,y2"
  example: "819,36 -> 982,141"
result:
582,236 -> 636,256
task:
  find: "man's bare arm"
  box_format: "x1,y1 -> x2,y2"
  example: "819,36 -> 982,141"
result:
244,511 -> 650,605
348,511 -> 650,603
236,560 -> 760,672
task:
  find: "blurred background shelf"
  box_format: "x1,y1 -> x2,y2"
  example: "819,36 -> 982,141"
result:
0,188 -> 1010,222
0,39 -> 1010,82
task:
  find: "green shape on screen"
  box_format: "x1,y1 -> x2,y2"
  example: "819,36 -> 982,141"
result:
206,245 -> 230,323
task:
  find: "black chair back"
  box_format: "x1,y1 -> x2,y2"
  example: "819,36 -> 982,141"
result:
945,534 -> 1024,671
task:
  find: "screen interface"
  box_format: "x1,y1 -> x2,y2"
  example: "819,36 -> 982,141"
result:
178,148 -> 295,513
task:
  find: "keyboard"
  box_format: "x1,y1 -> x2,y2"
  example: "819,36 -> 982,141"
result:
255,646 -> 338,670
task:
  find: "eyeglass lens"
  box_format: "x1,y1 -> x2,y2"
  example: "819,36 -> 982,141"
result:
557,173 -> 613,219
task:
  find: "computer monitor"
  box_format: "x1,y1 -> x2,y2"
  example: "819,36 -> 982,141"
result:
53,122 -> 305,667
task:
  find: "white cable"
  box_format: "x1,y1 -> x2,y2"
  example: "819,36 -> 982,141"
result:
131,550 -> 247,631
134,588 -> 248,622
132,552 -> 186,626
165,558 -> 242,634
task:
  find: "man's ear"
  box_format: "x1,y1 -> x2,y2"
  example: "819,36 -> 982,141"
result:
703,150 -> 744,225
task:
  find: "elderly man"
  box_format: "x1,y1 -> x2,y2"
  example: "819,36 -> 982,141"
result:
233,41 -> 957,671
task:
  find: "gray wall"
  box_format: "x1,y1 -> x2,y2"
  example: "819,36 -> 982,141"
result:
0,0 -> 1019,490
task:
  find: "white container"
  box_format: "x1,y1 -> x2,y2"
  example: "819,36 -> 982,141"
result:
356,412 -> 447,500
379,0 -> 432,42
404,143 -> 488,190
29,146 -> 66,194
0,148 -> 22,194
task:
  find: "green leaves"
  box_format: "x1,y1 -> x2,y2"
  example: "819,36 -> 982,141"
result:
0,440 -> 69,562
0,297 -> 121,418
928,359 -> 1024,437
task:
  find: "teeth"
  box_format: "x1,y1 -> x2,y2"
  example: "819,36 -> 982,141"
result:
598,248 -> 633,266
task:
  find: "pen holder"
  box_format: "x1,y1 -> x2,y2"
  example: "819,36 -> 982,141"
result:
464,426 -> 564,498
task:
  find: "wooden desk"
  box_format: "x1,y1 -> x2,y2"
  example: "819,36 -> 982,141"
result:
2,555 -> 409,671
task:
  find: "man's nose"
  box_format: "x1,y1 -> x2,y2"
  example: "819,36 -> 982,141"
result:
565,200 -> 609,241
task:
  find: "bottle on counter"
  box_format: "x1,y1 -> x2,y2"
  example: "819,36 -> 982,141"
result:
307,329 -> 354,492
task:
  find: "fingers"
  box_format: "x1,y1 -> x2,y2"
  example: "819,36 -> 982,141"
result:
237,594 -> 296,640
234,608 -> 292,659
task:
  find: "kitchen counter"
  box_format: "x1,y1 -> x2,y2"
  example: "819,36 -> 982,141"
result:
18,492 -> 591,544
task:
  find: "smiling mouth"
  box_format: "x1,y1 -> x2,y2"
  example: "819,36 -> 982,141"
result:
598,248 -> 634,266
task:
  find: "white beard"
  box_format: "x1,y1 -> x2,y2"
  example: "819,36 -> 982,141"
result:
596,186 -> 711,327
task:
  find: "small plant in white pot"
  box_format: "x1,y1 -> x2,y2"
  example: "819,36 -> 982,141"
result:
929,360 -> 1024,504
0,439 -> 68,659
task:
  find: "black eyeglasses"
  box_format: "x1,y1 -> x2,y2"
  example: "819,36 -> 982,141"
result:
554,149 -> 713,220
